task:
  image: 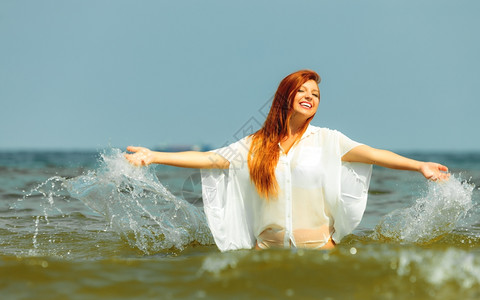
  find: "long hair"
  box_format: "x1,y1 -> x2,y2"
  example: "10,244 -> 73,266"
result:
248,70 -> 321,199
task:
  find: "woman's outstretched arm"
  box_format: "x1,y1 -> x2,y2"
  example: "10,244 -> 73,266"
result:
124,146 -> 230,169
342,145 -> 449,181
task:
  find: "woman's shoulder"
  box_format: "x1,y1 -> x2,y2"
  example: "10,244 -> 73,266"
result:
307,125 -> 343,137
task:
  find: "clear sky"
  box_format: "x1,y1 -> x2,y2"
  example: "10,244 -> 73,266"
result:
1,0 -> 479,151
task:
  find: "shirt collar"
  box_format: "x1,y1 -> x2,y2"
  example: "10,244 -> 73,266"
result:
277,124 -> 320,154
300,124 -> 320,141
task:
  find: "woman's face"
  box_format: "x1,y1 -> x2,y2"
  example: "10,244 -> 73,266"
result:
291,79 -> 320,120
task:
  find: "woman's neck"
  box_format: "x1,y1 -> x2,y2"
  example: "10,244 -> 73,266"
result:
287,116 -> 310,138
280,118 -> 310,154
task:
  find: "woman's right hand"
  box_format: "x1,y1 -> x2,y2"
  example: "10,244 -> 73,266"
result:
418,162 -> 450,181
125,146 -> 155,166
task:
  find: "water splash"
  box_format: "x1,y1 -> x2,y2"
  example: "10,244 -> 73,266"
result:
372,176 -> 475,244
11,176 -> 71,256
64,148 -> 214,254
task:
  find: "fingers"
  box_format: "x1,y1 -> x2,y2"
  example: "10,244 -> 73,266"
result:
431,163 -> 450,182
126,146 -> 143,153
124,154 -> 147,166
432,173 -> 450,182
124,146 -> 143,166
436,164 -> 450,180
124,146 -> 153,167
124,153 -> 140,166
438,164 -> 449,172
441,173 -> 451,180
422,162 -> 450,182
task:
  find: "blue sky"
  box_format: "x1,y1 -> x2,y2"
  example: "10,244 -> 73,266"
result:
1,0 -> 479,151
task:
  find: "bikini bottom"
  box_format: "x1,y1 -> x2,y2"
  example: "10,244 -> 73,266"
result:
256,228 -> 335,250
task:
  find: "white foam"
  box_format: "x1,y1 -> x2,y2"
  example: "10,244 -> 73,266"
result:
373,176 -> 474,244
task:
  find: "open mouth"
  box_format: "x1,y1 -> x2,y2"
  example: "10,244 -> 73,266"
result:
300,102 -> 312,109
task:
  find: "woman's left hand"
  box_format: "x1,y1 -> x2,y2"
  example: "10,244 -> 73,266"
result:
419,162 -> 450,181
125,146 -> 155,166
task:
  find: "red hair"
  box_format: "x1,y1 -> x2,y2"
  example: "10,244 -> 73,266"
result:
248,70 -> 321,199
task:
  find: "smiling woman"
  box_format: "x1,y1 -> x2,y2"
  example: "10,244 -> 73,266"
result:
293,80 -> 319,114
248,71 -> 322,201
125,69 -> 449,252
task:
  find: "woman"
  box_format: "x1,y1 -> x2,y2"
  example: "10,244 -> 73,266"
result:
125,70 -> 449,251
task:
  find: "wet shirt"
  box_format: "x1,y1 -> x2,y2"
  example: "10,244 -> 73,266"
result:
201,125 -> 372,251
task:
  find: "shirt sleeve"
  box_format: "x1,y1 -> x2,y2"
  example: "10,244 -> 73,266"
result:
200,138 -> 256,251
333,131 -> 372,243
209,137 -> 250,169
338,131 -> 363,157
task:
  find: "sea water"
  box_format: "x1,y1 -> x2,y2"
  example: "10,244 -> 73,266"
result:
1,149 -> 479,299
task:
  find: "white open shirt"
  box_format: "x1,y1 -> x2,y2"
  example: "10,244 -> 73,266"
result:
201,125 -> 372,251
